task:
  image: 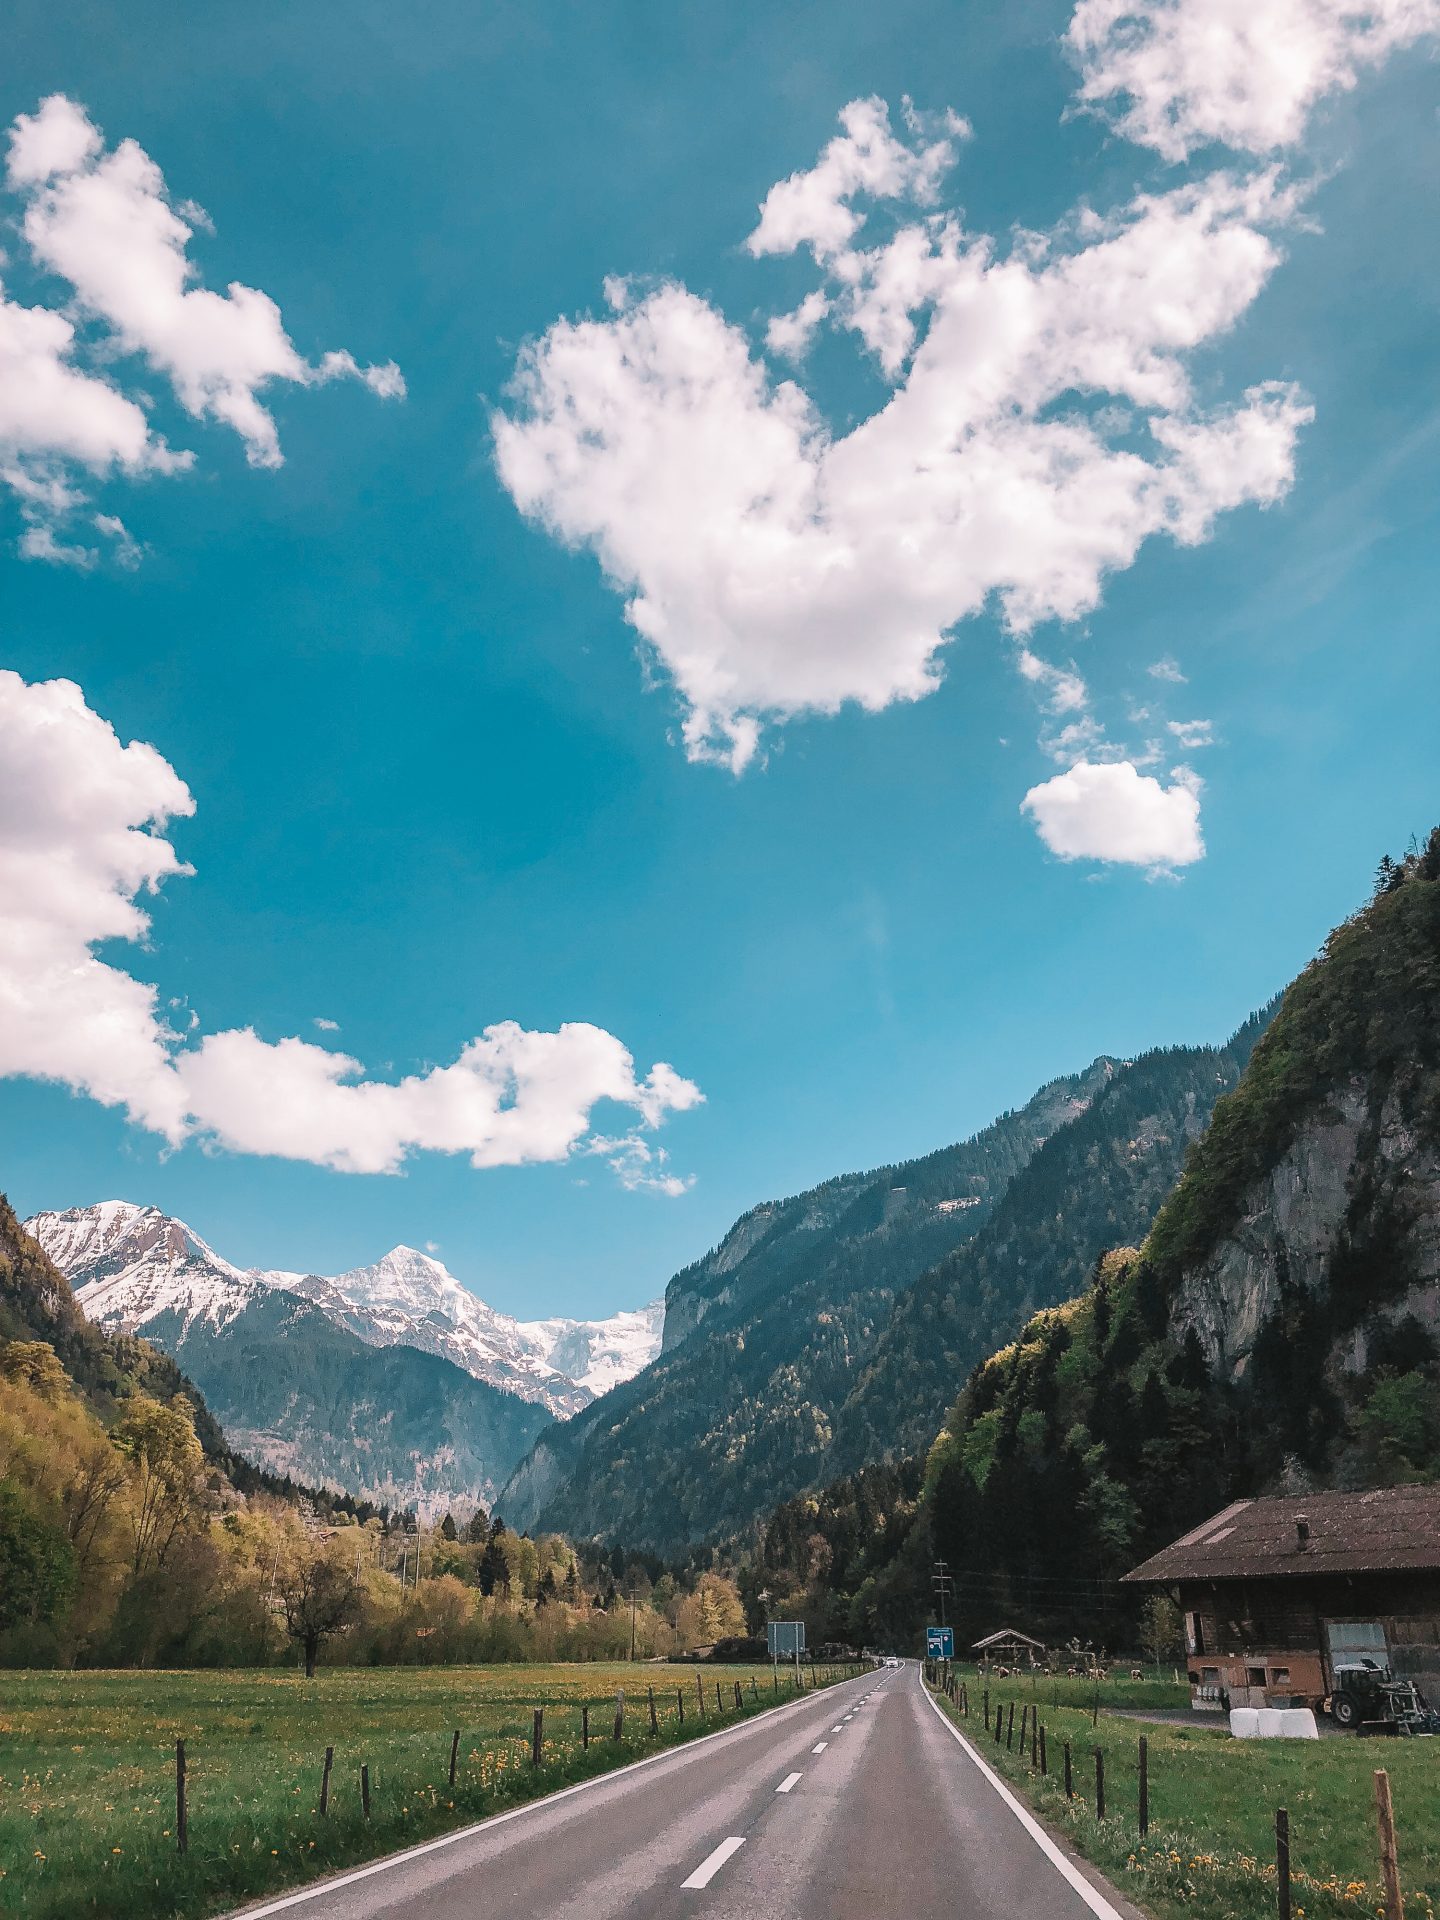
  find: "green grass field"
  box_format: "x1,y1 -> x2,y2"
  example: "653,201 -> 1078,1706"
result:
0,1662 -> 839,1920
933,1671 -> 1439,1920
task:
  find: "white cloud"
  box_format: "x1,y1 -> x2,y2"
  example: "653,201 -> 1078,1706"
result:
1067,0 -> 1440,161
1018,647 -> 1091,715
0,95 -> 402,553
584,1132 -> 695,1197
765,290 -> 832,361
8,96 -> 404,470
494,103 -> 1310,772
314,1016 -> 340,1032
0,671 -> 701,1180
1021,758 -> 1204,867
1147,654 -> 1188,681
0,670 -> 195,1138
1167,716 -> 1215,746
746,95 -> 962,264
0,279 -> 189,550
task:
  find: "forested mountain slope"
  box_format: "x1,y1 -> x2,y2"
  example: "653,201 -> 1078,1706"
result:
1,1195 -> 235,1468
750,835 -> 1440,1650
13,1197 -> 551,1517
501,1062 -> 1117,1548
829,1013 -> 1271,1473
154,1284 -> 551,1517
504,1024 -> 1270,1553
0,1198 -> 379,1522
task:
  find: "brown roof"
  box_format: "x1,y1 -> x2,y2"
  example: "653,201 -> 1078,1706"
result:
1123,1486 -> 1440,1584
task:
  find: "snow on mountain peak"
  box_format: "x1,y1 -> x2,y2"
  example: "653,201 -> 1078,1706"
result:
25,1202 -> 664,1418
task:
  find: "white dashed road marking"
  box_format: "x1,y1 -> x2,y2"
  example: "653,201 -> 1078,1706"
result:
682,1837 -> 747,1889
811,1742 -> 827,1753
776,1772 -> 803,1794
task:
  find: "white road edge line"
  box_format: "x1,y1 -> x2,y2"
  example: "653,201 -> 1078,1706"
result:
776,1772 -> 803,1793
811,1742 -> 828,1753
919,1676 -> 1124,1920
222,1673 -> 869,1919
681,1836 -> 746,1889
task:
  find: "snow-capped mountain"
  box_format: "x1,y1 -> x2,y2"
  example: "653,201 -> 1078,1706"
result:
25,1203 -> 663,1419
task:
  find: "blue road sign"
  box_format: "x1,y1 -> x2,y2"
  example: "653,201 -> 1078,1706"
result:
926,1626 -> 954,1659
768,1620 -> 806,1658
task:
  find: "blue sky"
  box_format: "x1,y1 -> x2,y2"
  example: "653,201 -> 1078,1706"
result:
2,0 -> 1437,1317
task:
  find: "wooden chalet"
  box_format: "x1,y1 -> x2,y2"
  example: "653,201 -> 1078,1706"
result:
1124,1486 -> 1440,1711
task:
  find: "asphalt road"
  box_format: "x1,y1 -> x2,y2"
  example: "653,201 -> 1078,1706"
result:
232,1664 -> 1134,1920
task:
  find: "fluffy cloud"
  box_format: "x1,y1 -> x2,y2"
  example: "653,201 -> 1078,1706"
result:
495,102 -> 1310,773
1021,758 -> 1204,867
1067,0 -> 1440,161
0,282 -> 190,557
0,671 -> 195,1136
0,671 -> 700,1180
0,95 -> 402,552
746,94 -> 964,263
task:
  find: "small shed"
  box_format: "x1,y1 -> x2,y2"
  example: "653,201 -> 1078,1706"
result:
972,1627 -> 1047,1667
1124,1486 -> 1440,1712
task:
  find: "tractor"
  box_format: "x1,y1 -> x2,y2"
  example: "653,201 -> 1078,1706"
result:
1326,1658 -> 1440,1734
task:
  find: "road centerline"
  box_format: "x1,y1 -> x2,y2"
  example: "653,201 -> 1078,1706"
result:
811,1741 -> 827,1753
776,1771 -> 803,1793
681,1836 -> 746,1890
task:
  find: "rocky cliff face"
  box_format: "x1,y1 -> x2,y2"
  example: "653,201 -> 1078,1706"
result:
1172,1081 -> 1440,1378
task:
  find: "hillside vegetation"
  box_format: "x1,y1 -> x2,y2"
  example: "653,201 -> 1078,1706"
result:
0,1208 -> 753,1669
507,1022 -> 1271,1552
749,834 -> 1440,1648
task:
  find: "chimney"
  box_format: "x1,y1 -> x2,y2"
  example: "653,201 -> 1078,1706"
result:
1295,1514 -> 1310,1547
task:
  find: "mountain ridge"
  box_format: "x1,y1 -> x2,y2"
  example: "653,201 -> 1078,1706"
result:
27,1202 -> 662,1419
499,1056 -> 1137,1548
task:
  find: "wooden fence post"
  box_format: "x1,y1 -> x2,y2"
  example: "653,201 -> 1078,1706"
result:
1020,1704 -> 1029,1752
613,1690 -> 625,1742
361,1764 -> 371,1819
1374,1770 -> 1402,1920
532,1708 -> 543,1766
175,1738 -> 188,1855
1031,1711 -> 1038,1768
1006,1702 -> 1015,1750
1138,1736 -> 1148,1838
751,1678 -> 758,1700
994,1703 -> 1003,1745
1094,1748 -> 1105,1821
982,1685 -> 989,1726
734,1681 -> 743,1711
1276,1807 -> 1291,1920
648,1686 -> 658,1734
677,1688 -> 684,1725
582,1704 -> 590,1749
698,1672 -> 705,1714
1063,1740 -> 1073,1799
319,1745 -> 333,1817
1039,1724 -> 1047,1776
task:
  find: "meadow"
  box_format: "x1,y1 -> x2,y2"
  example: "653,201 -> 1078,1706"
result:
933,1669 -> 1439,1920
0,1660 -> 838,1919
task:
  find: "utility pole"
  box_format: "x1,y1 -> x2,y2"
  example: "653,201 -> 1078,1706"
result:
932,1559 -> 953,1630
